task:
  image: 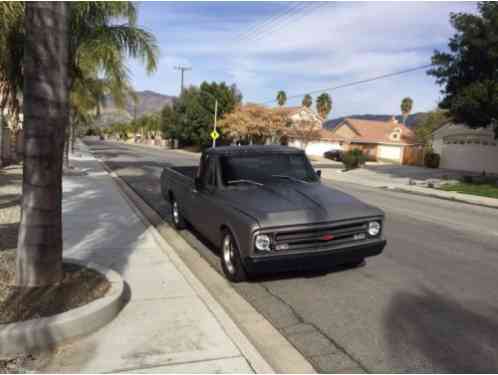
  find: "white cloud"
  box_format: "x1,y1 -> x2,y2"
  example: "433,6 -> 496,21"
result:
130,2 -> 477,118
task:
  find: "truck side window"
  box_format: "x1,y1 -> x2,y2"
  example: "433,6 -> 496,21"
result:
203,158 -> 216,189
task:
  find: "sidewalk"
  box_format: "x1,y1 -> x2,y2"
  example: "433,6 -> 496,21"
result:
41,142 -> 271,373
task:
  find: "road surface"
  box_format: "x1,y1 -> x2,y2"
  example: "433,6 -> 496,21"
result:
86,140 -> 498,373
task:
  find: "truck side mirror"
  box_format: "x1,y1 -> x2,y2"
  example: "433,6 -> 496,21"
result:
316,170 -> 322,179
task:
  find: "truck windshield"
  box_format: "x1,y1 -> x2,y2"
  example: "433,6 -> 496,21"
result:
219,153 -> 318,185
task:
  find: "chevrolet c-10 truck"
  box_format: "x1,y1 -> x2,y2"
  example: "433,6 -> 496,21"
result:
160,145 -> 386,282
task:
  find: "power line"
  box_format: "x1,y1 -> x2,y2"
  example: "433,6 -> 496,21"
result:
260,63 -> 434,105
244,2 -> 329,44
235,2 -> 306,42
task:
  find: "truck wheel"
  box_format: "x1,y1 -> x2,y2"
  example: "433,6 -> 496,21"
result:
221,230 -> 247,283
170,197 -> 186,230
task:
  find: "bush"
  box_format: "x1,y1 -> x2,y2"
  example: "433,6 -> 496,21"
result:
424,151 -> 440,168
342,149 -> 367,170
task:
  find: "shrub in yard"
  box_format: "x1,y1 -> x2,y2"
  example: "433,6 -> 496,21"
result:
342,149 -> 367,170
424,151 -> 440,168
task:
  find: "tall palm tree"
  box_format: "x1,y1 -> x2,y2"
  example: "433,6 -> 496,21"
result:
16,2 -> 69,286
276,90 -> 287,106
5,2 -> 159,286
302,94 -> 312,108
401,97 -> 413,124
316,93 -> 332,119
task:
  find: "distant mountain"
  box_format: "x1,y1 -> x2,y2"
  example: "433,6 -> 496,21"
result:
91,90 -> 175,129
324,113 -> 426,130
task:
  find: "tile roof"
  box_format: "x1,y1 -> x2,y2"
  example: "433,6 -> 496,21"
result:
338,118 -> 417,144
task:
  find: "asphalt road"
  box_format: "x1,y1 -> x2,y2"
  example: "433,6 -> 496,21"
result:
86,140 -> 498,373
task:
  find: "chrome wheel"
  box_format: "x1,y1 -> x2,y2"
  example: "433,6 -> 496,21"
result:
172,201 -> 179,224
223,235 -> 235,275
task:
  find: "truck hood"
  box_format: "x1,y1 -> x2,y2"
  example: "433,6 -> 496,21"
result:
220,181 -> 384,228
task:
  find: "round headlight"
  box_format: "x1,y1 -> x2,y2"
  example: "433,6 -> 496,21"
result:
255,234 -> 271,252
368,221 -> 381,236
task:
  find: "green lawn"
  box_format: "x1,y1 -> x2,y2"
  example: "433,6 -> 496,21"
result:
438,182 -> 498,199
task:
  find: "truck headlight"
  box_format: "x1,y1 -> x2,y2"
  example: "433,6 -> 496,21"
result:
255,234 -> 271,252
368,221 -> 381,236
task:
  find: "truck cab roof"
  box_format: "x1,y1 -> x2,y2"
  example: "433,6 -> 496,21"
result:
203,145 -> 304,157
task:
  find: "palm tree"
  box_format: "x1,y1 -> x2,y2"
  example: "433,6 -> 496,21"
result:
401,97 -> 413,124
276,90 -> 287,106
15,2 -> 69,286
4,2 -> 158,286
302,94 -> 312,108
316,93 -> 332,119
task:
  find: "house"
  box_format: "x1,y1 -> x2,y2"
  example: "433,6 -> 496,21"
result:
331,117 -> 418,163
287,112 -> 420,164
280,106 -> 324,124
432,123 -> 498,174
284,107 -> 343,155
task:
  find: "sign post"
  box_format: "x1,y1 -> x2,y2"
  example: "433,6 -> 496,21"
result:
212,99 -> 218,148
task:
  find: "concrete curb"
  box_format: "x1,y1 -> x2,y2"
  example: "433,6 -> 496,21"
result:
89,144 -> 316,373
0,259 -> 124,357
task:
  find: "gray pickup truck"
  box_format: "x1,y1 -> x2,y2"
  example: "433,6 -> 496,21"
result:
161,145 -> 386,282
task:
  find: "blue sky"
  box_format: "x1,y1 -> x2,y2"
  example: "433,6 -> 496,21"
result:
127,1 -> 477,119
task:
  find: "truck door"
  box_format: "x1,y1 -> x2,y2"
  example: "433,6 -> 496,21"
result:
190,156 -> 222,244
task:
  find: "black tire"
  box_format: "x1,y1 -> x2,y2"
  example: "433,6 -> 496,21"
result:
220,230 -> 247,282
170,196 -> 187,230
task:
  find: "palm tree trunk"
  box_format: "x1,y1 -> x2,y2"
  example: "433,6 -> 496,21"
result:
70,121 -> 75,153
64,126 -> 70,168
16,2 -> 69,286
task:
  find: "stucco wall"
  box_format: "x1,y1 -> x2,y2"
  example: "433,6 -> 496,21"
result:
440,143 -> 498,174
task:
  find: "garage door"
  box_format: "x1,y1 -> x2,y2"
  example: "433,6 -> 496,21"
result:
440,143 -> 498,174
377,145 -> 403,163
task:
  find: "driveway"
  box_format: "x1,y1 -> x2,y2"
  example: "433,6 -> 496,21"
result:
310,157 -> 481,187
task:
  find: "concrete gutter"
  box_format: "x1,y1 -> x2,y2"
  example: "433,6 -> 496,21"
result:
0,260 -> 124,357
93,153 -> 316,374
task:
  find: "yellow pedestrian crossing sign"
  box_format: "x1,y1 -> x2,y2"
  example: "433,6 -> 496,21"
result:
210,129 -> 219,141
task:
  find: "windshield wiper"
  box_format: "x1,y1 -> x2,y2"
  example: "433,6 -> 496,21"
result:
271,175 -> 307,183
227,179 -> 264,186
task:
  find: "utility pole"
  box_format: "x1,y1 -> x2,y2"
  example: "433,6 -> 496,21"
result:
174,65 -> 191,94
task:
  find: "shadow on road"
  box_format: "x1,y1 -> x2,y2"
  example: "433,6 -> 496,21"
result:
385,287 -> 498,372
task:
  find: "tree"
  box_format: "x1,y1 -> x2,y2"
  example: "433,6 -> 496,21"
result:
169,82 -> 242,147
15,2 -> 69,286
266,107 -> 290,144
0,3 -> 158,123
218,104 -> 288,145
316,93 -> 332,119
161,103 -> 178,142
276,90 -> 287,106
413,110 -> 450,145
6,2 -> 158,286
428,2 -> 498,138
302,94 -> 312,108
400,97 -> 413,124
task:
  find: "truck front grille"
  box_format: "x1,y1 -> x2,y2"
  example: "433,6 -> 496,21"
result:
273,222 -> 368,252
